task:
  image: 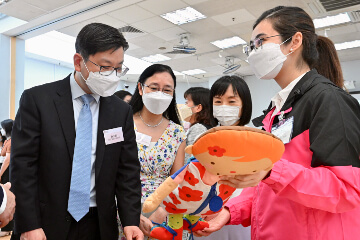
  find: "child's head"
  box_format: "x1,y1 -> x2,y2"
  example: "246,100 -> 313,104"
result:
185,126 -> 284,175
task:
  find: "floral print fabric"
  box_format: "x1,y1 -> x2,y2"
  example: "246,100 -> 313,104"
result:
118,120 -> 186,240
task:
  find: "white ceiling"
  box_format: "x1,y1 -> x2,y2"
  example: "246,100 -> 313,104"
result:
1,0 -> 360,82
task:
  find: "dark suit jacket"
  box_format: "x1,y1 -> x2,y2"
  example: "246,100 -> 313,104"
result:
10,75 -> 141,240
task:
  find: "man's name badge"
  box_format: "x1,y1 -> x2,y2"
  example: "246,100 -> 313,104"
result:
103,127 -> 124,145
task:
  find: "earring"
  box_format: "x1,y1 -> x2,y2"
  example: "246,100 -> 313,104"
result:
290,48 -> 293,52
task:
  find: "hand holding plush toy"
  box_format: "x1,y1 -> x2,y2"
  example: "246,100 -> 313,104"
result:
142,126 -> 285,240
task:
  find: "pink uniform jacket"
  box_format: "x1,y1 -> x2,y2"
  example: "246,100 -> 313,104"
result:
226,70 -> 360,239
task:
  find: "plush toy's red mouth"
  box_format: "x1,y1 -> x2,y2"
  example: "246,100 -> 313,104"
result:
230,171 -> 236,173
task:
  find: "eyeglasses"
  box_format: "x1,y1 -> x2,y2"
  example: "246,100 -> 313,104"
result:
143,83 -> 174,95
87,59 -> 129,77
243,34 -> 282,56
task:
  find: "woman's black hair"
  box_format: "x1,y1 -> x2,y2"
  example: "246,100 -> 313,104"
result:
114,90 -> 132,100
129,64 -> 181,125
210,76 -> 252,126
253,6 -> 344,87
1,119 -> 14,137
184,87 -> 211,126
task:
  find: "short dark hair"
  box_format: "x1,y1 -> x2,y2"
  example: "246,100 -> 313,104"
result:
75,23 -> 129,61
254,6 -> 343,88
129,64 -> 181,125
210,76 -> 252,126
1,119 -> 14,136
114,90 -> 132,100
184,87 -> 211,126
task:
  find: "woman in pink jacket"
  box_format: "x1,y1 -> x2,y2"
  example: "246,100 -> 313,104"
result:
195,6 -> 360,240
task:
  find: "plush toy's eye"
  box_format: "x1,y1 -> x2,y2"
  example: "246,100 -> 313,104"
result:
211,162 -> 215,165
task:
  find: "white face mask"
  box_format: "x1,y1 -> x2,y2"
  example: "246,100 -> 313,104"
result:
247,37 -> 292,80
80,60 -> 122,97
142,90 -> 173,115
178,105 -> 194,121
213,105 -> 241,126
0,129 -> 5,137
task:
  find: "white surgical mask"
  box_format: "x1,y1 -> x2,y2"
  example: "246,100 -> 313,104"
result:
142,90 -> 173,115
80,60 -> 122,97
247,37 -> 292,80
0,129 -> 5,137
213,105 -> 241,126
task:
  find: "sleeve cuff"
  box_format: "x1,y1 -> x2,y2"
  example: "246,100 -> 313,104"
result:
262,159 -> 285,185
225,199 -> 245,225
0,186 -> 7,215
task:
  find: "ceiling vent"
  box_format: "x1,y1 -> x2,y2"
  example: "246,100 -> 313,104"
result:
118,25 -> 144,34
319,0 -> 360,12
348,10 -> 360,23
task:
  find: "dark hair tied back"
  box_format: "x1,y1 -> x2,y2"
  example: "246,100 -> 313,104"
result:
254,6 -> 343,87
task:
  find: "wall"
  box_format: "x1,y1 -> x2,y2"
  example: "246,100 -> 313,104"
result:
24,57 -> 73,90
341,60 -> 360,91
0,34 -> 11,121
244,75 -> 281,126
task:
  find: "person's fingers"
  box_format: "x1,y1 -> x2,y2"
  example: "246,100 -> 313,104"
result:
0,222 -> 6,228
194,229 -> 212,237
3,182 -> 11,189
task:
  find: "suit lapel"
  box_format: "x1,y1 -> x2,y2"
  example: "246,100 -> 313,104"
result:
54,76 -> 76,161
95,96 -> 114,178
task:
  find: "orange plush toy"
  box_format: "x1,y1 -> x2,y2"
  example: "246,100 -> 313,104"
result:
143,126 -> 284,240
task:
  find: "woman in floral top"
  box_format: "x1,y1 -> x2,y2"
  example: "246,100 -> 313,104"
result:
118,64 -> 186,240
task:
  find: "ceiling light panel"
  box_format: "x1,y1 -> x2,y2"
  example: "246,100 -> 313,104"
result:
181,69 -> 206,75
313,12 -> 351,28
211,36 -> 246,49
141,54 -> 171,63
335,40 -> 360,50
161,7 -> 206,25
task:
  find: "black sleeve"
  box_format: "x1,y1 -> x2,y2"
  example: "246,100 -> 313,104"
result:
116,106 -> 141,227
10,90 -> 42,233
309,87 -> 360,168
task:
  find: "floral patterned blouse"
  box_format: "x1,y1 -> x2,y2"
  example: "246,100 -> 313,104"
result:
118,120 -> 186,240
137,120 -> 186,203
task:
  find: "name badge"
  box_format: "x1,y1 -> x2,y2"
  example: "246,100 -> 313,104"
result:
136,132 -> 152,147
103,127 -> 124,145
271,116 -> 294,144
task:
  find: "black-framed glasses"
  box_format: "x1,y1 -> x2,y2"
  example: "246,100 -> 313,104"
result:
87,59 -> 129,77
143,83 -> 174,95
243,34 -> 282,56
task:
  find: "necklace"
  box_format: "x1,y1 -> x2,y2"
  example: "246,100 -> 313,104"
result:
139,112 -> 163,128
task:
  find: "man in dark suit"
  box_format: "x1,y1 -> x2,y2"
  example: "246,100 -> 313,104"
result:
10,23 -> 143,240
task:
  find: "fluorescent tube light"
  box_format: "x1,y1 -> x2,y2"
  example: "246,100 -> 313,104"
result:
335,40 -> 360,51
141,54 -> 171,63
313,13 -> 351,29
211,36 -> 246,49
181,69 -> 206,75
161,7 -> 206,25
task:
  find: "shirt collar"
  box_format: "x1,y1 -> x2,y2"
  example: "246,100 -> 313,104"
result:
271,72 -> 308,111
70,72 -> 100,103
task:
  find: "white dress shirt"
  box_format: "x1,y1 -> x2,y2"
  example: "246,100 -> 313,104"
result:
271,72 -> 308,117
70,72 -> 100,207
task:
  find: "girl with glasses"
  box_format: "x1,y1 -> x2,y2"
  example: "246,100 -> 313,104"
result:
196,6 -> 360,240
